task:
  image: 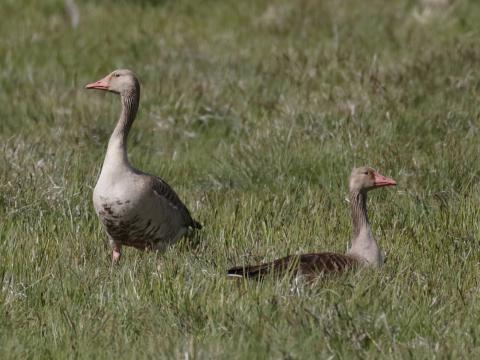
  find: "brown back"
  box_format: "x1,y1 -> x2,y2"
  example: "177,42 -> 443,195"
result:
227,252 -> 359,280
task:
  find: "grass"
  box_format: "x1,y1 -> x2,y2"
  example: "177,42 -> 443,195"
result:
1,0 -> 480,358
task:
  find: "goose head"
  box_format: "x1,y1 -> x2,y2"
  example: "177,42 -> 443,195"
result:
349,166 -> 396,193
85,69 -> 139,96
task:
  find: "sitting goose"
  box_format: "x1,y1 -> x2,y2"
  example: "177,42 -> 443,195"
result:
227,166 -> 396,279
86,69 -> 201,263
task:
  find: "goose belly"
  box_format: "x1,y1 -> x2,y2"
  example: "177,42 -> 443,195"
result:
93,189 -> 187,250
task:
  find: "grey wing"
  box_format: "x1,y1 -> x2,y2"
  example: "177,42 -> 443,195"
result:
150,176 -> 202,229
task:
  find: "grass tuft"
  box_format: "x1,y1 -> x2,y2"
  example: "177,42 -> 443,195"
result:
2,0 -> 480,358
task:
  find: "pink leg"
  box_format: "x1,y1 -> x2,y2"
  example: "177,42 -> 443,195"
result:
112,244 -> 122,264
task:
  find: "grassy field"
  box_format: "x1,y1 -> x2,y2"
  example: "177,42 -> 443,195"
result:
1,0 -> 480,358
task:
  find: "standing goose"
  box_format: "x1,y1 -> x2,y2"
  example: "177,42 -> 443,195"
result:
227,166 -> 396,279
86,69 -> 201,263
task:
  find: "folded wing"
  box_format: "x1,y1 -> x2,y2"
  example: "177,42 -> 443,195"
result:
227,252 -> 358,279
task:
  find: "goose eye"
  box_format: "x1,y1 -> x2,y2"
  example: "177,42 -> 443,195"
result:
114,73 -> 120,77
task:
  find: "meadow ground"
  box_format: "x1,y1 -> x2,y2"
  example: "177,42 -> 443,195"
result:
1,0 -> 480,358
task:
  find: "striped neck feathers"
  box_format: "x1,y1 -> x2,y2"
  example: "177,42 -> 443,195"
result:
348,190 -> 383,266
104,89 -> 140,169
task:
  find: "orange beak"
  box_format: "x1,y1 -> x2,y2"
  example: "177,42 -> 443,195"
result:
85,75 -> 110,90
373,171 -> 397,187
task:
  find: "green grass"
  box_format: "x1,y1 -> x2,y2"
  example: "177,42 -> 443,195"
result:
2,0 -> 480,358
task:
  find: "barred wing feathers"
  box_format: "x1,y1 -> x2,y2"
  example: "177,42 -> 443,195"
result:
150,176 -> 202,229
227,252 -> 358,279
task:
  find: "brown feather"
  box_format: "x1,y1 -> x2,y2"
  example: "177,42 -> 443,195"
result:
227,252 -> 359,280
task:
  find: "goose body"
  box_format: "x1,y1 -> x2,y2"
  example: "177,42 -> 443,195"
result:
227,252 -> 360,280
86,69 -> 201,262
93,168 -> 196,251
227,166 -> 396,279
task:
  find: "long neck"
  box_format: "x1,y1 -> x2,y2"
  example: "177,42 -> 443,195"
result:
348,190 -> 383,265
104,88 -> 140,168
350,190 -> 369,238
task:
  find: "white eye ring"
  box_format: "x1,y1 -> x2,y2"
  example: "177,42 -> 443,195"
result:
114,73 -> 120,77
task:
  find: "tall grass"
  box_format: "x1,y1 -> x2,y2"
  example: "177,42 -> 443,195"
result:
1,0 -> 480,358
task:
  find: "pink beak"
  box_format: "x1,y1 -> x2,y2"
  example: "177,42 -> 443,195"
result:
85,75 -> 110,90
373,171 -> 397,187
